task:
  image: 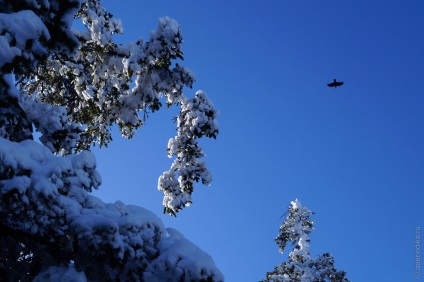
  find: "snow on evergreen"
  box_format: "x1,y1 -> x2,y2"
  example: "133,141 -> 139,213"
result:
263,199 -> 349,282
0,0 -> 222,280
0,10 -> 50,66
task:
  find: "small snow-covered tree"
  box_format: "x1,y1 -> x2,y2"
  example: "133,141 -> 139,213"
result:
0,0 -> 222,280
263,199 -> 349,282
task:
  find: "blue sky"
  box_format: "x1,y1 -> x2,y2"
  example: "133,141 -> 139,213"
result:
91,1 -> 424,281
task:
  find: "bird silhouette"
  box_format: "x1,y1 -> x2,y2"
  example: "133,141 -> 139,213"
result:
327,79 -> 344,88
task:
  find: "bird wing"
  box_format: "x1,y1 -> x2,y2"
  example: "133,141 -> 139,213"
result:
335,81 -> 344,86
327,82 -> 335,87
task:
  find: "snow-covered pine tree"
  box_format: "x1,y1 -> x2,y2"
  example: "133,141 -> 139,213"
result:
263,199 -> 349,282
0,0 -> 222,280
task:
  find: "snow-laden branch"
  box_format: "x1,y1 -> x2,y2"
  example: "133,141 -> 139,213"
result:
11,0 -> 219,214
159,90 -> 218,216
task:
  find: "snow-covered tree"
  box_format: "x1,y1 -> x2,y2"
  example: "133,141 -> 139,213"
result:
0,0 -> 222,280
263,199 -> 349,282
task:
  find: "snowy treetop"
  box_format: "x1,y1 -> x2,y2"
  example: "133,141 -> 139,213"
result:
264,200 -> 349,282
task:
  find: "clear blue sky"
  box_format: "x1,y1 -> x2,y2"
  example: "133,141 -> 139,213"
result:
91,1 -> 424,281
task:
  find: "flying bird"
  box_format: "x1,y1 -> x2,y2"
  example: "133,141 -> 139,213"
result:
327,79 -> 344,88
